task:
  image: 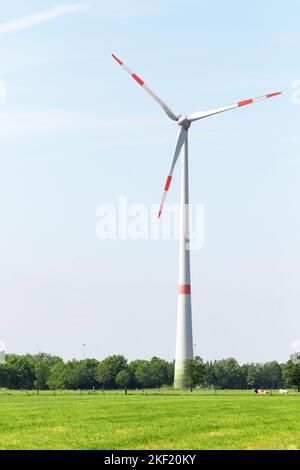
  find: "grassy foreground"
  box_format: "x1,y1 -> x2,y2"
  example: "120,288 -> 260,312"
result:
0,389 -> 299,450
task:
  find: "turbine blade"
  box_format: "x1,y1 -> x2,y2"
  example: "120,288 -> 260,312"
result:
112,53 -> 181,121
158,128 -> 187,219
189,92 -> 282,122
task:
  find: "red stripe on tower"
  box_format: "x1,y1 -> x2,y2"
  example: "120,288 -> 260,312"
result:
178,284 -> 191,294
132,73 -> 144,86
238,99 -> 253,107
165,176 -> 172,191
112,54 -> 123,66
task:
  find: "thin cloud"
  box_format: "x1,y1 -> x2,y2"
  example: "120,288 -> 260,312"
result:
0,3 -> 88,35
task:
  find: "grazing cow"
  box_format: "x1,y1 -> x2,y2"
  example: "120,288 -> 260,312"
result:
253,389 -> 270,395
279,389 -> 289,394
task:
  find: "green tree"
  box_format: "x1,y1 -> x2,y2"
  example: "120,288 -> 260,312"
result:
246,363 -> 262,389
149,357 -> 174,388
116,369 -> 131,394
129,360 -> 145,388
68,359 -> 99,389
5,356 -> 35,389
26,353 -> 62,390
213,358 -> 242,389
0,364 -> 9,388
184,356 -> 205,391
34,356 -> 51,390
47,361 -> 71,390
133,361 -> 155,388
79,359 -> 99,389
129,358 -> 174,389
203,361 -> 217,389
261,361 -> 283,389
96,362 -> 113,391
239,364 -> 250,389
96,355 -> 128,389
284,360 -> 300,392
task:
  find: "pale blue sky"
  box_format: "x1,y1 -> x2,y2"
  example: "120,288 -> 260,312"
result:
0,0 -> 299,363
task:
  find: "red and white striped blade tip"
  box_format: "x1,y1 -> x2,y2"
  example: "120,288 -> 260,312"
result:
267,91 -> 282,97
112,53 -> 123,65
238,91 -> 282,107
112,53 -> 145,87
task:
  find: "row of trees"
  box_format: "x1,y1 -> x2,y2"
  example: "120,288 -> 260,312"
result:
0,353 -> 299,391
0,354 -> 174,392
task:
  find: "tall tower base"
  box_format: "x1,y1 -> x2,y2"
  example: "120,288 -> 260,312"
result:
174,135 -> 194,389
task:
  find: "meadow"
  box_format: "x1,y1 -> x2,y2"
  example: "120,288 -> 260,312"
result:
0,389 -> 299,450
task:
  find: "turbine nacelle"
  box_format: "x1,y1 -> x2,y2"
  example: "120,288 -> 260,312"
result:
177,115 -> 191,130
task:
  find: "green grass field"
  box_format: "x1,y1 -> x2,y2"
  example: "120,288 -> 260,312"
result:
0,389 -> 299,450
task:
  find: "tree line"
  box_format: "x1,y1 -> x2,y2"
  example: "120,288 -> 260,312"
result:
0,353 -> 299,392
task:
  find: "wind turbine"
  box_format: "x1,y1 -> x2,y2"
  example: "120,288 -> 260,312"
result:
112,53 -> 281,389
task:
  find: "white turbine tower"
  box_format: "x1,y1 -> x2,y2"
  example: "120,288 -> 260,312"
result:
112,53 -> 281,389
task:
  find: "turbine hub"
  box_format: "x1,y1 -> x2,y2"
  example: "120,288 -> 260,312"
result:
178,115 -> 191,130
